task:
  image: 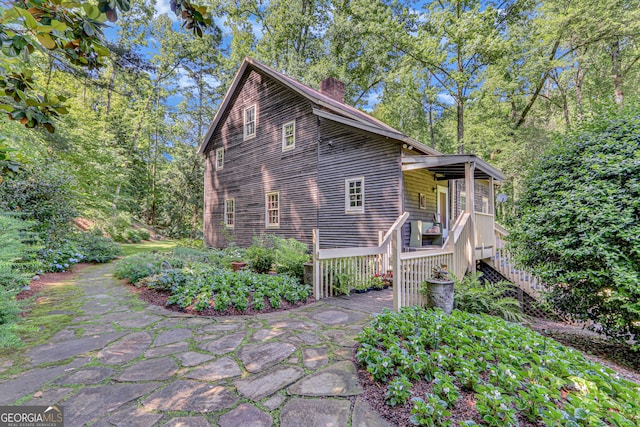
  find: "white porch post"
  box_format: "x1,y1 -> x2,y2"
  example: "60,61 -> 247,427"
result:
392,228 -> 402,311
464,162 -> 476,273
489,177 -> 496,257
313,229 -> 321,299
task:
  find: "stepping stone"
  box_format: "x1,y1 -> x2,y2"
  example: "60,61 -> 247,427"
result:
0,357 -> 89,404
288,361 -> 362,396
117,314 -> 162,329
73,323 -> 116,335
352,396 -> 393,427
262,393 -> 286,411
267,319 -> 314,331
143,380 -> 238,412
288,332 -> 322,345
154,328 -> 192,347
198,332 -> 245,355
302,347 -> 328,369
174,351 -> 214,367
219,403 -> 272,427
322,330 -> 359,347
22,387 -> 74,406
280,398 -> 350,427
162,417 -> 210,427
64,383 -> 160,426
198,322 -> 243,334
27,332 -> 125,365
50,329 -> 76,342
54,366 -> 116,385
117,357 -> 178,382
144,341 -> 190,358
154,318 -> 185,329
250,328 -> 287,342
105,405 -> 163,427
235,366 -> 304,401
181,317 -> 214,327
238,342 -> 296,373
183,357 -> 242,382
98,332 -> 152,365
309,309 -> 364,325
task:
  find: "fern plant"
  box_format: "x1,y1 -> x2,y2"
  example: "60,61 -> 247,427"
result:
454,272 -> 525,322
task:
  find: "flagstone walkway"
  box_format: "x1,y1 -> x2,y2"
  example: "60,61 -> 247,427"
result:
0,263 -> 394,426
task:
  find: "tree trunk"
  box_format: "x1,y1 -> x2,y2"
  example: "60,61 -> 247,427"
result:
106,65 -> 116,115
456,94 -> 464,154
428,102 -> 435,149
575,66 -> 585,123
611,39 -> 624,107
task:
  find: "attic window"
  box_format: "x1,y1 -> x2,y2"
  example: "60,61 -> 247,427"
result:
215,148 -> 224,171
244,104 -> 256,140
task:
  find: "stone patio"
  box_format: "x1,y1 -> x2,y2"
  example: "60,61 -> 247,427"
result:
0,262 -> 394,426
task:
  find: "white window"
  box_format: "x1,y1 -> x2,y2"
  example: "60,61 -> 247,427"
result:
460,191 -> 467,212
282,120 -> 295,151
345,177 -> 365,213
482,196 -> 489,214
243,104 -> 256,140
215,148 -> 224,171
265,191 -> 279,227
224,198 -> 234,227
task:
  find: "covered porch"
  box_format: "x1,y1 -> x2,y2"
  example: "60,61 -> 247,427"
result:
401,154 -> 505,264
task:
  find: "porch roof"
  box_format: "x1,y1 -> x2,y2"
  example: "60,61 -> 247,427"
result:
401,155 -> 505,182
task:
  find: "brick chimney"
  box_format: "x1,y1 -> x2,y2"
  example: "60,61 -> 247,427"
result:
319,77 -> 345,104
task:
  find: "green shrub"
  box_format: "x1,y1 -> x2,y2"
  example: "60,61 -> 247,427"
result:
125,229 -> 142,243
70,229 -> 122,263
0,287 -> 30,347
509,112 -> 640,346
177,238 -> 204,249
453,272 -> 524,322
0,212 -> 37,290
356,307 -> 640,426
274,237 -> 310,280
136,228 -> 151,240
246,244 -> 275,274
0,165 -> 76,241
114,253 -> 165,283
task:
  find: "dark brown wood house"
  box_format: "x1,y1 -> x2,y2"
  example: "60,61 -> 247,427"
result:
198,57 -> 504,255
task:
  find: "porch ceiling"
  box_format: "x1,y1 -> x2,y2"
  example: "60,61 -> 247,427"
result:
401,155 -> 505,182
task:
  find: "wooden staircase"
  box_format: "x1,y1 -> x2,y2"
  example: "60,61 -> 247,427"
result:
489,223 -> 545,300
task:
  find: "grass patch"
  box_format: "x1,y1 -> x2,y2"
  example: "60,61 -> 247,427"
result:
356,307 -> 640,426
120,239 -> 178,256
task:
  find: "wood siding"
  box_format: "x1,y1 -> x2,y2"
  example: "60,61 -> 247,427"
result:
401,168 -> 443,247
317,121 -> 402,248
453,179 -> 492,222
203,67 -> 319,248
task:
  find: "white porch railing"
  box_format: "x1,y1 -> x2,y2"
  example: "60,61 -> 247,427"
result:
312,213 -> 409,299
312,211 -> 475,310
493,223 -> 544,299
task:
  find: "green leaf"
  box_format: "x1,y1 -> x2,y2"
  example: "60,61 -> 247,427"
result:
36,33 -> 56,49
51,20 -> 67,31
82,3 -> 101,20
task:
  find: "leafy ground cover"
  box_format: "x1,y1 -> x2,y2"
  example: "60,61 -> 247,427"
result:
114,247 -> 313,315
356,307 -> 640,426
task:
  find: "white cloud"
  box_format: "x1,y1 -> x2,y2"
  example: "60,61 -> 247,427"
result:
155,0 -> 178,22
437,93 -> 455,106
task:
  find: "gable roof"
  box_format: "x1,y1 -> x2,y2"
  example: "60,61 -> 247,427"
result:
197,57 -> 440,155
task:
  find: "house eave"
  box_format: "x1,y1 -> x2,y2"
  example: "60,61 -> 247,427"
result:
401,155 -> 505,182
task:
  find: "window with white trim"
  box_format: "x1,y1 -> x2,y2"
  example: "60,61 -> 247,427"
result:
265,191 -> 279,227
282,120 -> 295,151
215,147 -> 224,171
243,104 -> 256,140
224,198 -> 234,227
345,177 -> 365,213
460,191 -> 467,212
481,196 -> 489,214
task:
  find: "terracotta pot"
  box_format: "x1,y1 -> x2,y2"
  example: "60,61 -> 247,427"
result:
231,261 -> 247,272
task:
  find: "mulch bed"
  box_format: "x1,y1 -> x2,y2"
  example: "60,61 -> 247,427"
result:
127,282 -> 317,317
